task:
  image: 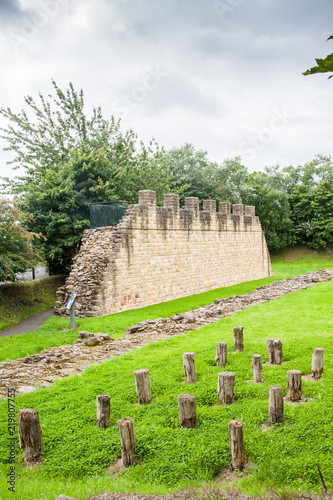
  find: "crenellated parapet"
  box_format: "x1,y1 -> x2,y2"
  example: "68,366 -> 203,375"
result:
127,191 -> 260,233
54,190 -> 273,318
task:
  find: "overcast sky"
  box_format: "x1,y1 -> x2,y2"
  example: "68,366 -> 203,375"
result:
0,0 -> 332,180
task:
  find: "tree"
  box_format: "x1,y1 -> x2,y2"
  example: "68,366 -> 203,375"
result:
310,182 -> 333,248
303,36 -> 333,78
0,199 -> 42,281
165,144 -> 252,207
289,179 -> 333,249
165,143 -> 218,207
0,80 -> 132,194
1,82 -> 175,274
288,184 -> 315,246
282,155 -> 333,193
246,170 -> 292,252
21,142 -> 174,275
214,157 -> 253,204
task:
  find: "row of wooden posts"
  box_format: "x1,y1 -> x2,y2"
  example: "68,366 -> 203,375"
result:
17,326 -> 325,471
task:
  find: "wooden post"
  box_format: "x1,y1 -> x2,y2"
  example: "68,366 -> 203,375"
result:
229,420 -> 246,470
267,339 -> 283,365
268,385 -> 284,425
287,370 -> 302,401
233,326 -> 244,352
312,348 -> 324,380
134,369 -> 152,404
96,394 -> 110,428
183,352 -> 197,383
178,394 -> 197,428
218,372 -> 235,405
251,354 -> 262,382
18,409 -> 42,464
216,342 -> 227,367
117,417 -> 135,466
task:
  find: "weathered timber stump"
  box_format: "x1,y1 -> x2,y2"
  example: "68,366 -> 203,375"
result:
229,420 -> 246,470
183,352 -> 197,383
267,338 -> 282,365
218,371 -> 235,405
287,370 -> 302,401
233,326 -> 244,352
178,394 -> 197,428
18,409 -> 42,464
117,417 -> 135,466
134,369 -> 152,404
268,385 -> 284,425
312,348 -> 324,380
96,394 -> 110,427
215,342 -> 227,367
251,354 -> 263,382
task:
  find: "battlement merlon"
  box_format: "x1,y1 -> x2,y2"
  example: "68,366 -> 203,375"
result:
131,190 -> 260,231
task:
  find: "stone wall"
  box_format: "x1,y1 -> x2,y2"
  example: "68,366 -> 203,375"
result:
54,191 -> 273,317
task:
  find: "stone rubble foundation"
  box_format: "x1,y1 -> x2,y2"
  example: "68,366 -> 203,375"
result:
1,270 -> 332,399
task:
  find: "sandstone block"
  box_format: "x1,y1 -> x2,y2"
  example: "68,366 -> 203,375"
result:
84,337 -> 101,346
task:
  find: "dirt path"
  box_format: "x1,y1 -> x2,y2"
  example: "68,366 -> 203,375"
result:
1,270 -> 332,399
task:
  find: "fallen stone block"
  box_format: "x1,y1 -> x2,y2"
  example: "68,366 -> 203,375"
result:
78,331 -> 95,339
84,337 -> 101,346
18,386 -> 35,394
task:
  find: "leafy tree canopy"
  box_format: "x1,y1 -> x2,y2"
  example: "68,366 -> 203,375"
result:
246,170 -> 292,252
165,143 -> 217,207
0,198 -> 42,281
0,82 -> 174,274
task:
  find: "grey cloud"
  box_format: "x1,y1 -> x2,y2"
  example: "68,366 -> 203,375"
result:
0,0 -> 22,16
141,72 -> 227,118
0,0 -> 333,176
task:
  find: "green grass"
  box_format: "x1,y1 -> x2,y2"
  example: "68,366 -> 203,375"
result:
1,257 -> 333,365
0,266 -> 333,499
0,276 -> 64,331
270,245 -> 333,262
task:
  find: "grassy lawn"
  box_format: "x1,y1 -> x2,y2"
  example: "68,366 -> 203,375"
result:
0,279 -> 332,499
1,256 -> 333,364
0,255 -> 333,499
0,276 -> 64,332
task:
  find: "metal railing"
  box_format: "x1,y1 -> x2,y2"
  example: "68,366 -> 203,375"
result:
89,201 -> 129,228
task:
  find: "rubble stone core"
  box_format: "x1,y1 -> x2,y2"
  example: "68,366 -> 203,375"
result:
54,191 -> 273,317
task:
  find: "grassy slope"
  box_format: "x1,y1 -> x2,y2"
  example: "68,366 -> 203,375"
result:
0,258 -> 333,499
1,258 -> 333,364
0,276 -> 64,331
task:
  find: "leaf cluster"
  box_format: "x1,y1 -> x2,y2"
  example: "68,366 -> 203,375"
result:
0,198 -> 43,281
303,36 -> 333,78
